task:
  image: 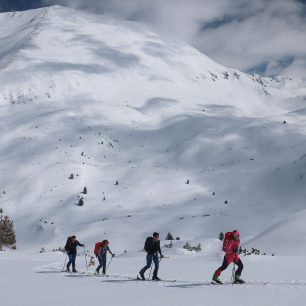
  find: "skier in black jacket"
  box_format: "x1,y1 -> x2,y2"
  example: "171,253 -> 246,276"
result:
138,232 -> 164,281
64,235 -> 84,272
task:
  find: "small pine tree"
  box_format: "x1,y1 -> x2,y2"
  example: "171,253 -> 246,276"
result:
78,197 -> 84,206
223,71 -> 229,79
69,174 -> 74,179
165,232 -> 174,240
0,208 -> 3,214
0,215 -> 17,250
115,181 -> 119,185
83,187 -> 87,194
219,232 -> 224,241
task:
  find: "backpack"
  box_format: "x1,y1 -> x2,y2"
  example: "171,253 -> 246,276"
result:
94,242 -> 103,257
65,236 -> 72,251
222,232 -> 233,252
144,237 -> 152,252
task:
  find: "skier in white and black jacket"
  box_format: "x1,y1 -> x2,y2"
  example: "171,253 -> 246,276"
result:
138,232 -> 164,281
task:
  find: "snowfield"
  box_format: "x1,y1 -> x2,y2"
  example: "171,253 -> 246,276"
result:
2,250 -> 306,306
0,5 -> 306,306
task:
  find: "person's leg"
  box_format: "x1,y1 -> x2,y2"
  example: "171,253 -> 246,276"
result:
140,255 -> 153,275
152,255 -> 160,279
67,254 -> 73,270
102,255 -> 107,274
96,257 -> 102,273
72,254 -> 77,271
235,258 -> 244,276
214,256 -> 229,278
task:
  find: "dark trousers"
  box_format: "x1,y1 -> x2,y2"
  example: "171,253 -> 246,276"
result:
67,254 -> 76,270
140,254 -> 159,278
215,256 -> 244,277
97,255 -> 107,273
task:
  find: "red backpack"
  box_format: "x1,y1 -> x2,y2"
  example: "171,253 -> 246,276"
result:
94,242 -> 103,257
222,232 -> 233,252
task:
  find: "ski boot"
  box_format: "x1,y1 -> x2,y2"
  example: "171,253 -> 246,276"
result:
152,276 -> 161,281
95,268 -> 100,275
234,275 -> 245,284
137,271 -> 145,280
72,269 -> 78,273
211,274 -> 223,284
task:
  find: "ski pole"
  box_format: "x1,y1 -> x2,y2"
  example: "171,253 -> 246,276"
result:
106,255 -> 114,272
62,253 -> 68,271
83,246 -> 88,271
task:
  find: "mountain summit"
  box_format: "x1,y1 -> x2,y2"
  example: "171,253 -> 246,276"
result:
0,5 -> 304,116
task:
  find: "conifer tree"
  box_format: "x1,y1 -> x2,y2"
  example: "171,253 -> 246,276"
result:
0,215 -> 16,250
165,232 -> 174,240
78,197 -> 84,206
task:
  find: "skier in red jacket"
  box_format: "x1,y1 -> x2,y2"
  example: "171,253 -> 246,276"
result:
212,230 -> 245,284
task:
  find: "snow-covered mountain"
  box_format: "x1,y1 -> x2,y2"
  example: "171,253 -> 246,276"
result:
0,5 -> 306,257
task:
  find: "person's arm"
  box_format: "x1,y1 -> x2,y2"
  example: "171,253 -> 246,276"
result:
77,240 -> 84,247
107,246 -> 115,257
226,240 -> 237,254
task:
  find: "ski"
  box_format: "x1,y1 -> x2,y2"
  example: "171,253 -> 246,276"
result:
135,276 -> 177,283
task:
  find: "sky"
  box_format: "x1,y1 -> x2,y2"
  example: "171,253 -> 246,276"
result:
0,0 -> 306,79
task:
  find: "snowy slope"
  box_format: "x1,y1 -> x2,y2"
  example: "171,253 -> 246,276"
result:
0,5 -> 306,259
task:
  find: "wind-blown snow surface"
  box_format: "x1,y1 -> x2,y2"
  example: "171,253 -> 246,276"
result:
1,6 -> 306,306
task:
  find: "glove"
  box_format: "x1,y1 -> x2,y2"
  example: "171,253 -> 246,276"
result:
112,254 -> 115,257
160,254 -> 164,258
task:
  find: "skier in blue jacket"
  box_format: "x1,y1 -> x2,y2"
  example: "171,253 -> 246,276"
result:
96,239 -> 115,274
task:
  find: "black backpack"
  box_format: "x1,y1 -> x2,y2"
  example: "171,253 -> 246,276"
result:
144,237 -> 153,252
65,236 -> 72,251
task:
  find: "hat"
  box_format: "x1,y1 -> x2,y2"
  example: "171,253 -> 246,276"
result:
232,230 -> 240,236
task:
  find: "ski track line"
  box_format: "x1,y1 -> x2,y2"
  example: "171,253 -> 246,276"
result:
36,271 -> 306,288
165,280 -> 306,288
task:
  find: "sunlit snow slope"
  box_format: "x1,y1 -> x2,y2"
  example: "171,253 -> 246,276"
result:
0,5 -> 306,255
